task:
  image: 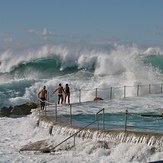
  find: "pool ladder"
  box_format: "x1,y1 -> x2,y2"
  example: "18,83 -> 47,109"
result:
50,108 -> 105,151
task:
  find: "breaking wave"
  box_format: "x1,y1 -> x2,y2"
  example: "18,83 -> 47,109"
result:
1,42 -> 163,107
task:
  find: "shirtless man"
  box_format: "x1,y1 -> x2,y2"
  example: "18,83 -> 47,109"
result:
38,86 -> 47,110
53,83 -> 65,104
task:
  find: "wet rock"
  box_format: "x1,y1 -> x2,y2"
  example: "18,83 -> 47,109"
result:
11,104 -> 32,115
93,97 -> 103,101
0,106 -> 13,117
25,102 -> 37,109
11,102 -> 37,115
0,102 -> 37,116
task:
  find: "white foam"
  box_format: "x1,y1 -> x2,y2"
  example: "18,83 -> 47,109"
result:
0,112 -> 163,163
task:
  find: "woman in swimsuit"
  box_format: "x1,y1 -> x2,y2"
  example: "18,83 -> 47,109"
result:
64,84 -> 70,105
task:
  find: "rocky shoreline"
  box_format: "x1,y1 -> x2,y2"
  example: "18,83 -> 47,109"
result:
0,96 -> 103,117
0,102 -> 37,117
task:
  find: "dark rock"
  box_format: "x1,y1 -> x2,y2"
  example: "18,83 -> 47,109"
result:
0,102 -> 37,116
93,97 -> 103,101
0,106 -> 13,117
11,104 -> 32,115
25,102 -> 37,109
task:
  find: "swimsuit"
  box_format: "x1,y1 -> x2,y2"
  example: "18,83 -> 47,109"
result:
40,97 -> 46,106
58,93 -> 63,97
65,87 -> 70,94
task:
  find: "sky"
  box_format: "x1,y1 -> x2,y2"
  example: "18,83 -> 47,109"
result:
0,0 -> 163,49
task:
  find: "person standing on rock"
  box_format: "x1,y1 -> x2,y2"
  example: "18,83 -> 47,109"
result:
38,86 -> 47,110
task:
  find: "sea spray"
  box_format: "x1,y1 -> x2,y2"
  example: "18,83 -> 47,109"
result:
1,42 -> 163,162
1,42 -> 163,108
0,109 -> 160,163
30,110 -> 163,152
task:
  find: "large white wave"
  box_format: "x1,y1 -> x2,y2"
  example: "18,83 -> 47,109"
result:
1,42 -> 163,107
0,42 -> 162,73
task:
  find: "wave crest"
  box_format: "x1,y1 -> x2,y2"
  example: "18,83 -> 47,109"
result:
1,42 -> 163,81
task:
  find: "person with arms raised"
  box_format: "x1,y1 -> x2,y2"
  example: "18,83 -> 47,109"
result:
53,83 -> 65,104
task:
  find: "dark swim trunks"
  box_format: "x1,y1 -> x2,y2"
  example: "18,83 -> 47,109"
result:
40,97 -> 46,106
58,93 -> 63,97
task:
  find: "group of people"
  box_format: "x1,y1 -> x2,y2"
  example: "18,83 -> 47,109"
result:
38,83 -> 70,110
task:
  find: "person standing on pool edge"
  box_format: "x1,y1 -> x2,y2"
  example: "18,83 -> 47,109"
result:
38,86 -> 47,110
53,83 -> 65,104
64,84 -> 70,105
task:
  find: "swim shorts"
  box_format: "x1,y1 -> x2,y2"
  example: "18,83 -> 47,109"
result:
40,97 -> 46,106
58,93 -> 63,97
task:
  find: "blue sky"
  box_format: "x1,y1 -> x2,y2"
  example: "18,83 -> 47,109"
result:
0,0 -> 163,48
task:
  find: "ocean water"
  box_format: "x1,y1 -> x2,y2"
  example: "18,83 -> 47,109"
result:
1,113 -> 163,163
1,42 -> 163,162
0,42 -> 163,107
